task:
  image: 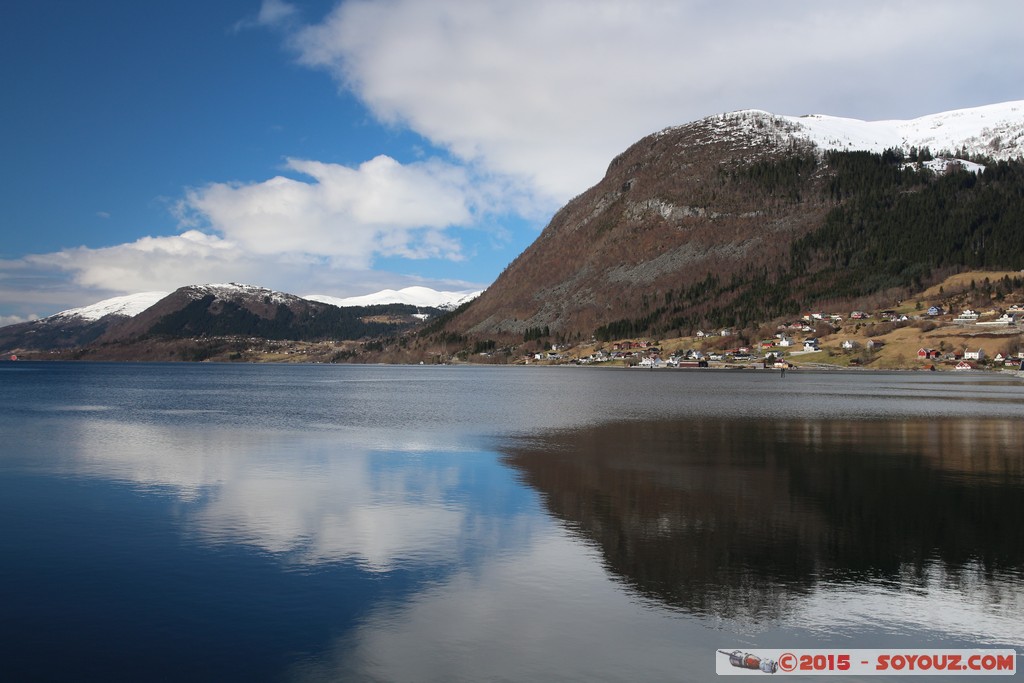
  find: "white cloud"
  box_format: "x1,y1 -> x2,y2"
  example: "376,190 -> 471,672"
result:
232,0 -> 299,32
256,0 -> 298,26
26,230 -> 247,293
0,313 -> 39,326
179,155 -> 473,267
289,0 -> 1024,202
0,154 -> 491,315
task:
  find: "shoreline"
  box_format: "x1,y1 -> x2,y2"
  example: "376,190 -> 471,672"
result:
5,356 -> 1024,381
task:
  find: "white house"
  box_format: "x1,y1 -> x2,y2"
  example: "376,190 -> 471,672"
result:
841,339 -> 860,350
953,309 -> 979,324
964,348 -> 985,361
977,313 -> 1018,327
803,339 -> 820,352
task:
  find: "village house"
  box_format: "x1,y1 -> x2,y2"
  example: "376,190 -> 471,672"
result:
867,339 -> 886,350
803,339 -> 820,352
841,339 -> 860,350
953,309 -> 979,324
977,313 -> 1018,327
927,305 -> 945,316
964,348 -> 985,361
917,348 -> 941,359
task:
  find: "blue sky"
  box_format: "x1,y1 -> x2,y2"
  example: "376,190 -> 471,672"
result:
3,0 -> 1023,323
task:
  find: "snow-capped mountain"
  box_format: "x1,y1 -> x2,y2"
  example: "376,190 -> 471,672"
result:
100,282 -> 459,344
0,283 -> 476,353
0,291 -> 171,352
692,100 -> 1024,162
181,282 -> 307,307
52,291 -> 169,322
305,286 -> 482,310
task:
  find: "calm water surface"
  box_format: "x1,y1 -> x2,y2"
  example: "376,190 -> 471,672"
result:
1,362 -> 1022,681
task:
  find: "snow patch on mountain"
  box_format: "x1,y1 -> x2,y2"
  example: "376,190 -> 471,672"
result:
782,101 -> 1024,159
918,158 -> 986,175
188,283 -> 298,305
703,100 -> 1024,162
305,286 -> 481,310
54,291 -> 169,322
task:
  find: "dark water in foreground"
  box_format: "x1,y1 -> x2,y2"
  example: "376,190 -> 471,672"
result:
1,362 -> 1022,681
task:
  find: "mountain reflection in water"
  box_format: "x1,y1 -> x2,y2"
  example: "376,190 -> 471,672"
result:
499,417 -> 1024,623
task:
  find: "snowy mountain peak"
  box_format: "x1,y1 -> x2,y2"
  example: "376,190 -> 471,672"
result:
187,282 -> 299,305
304,286 -> 482,310
53,291 -> 169,322
705,100 -> 1024,161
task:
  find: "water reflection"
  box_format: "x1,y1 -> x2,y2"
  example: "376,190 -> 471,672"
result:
4,364 -> 1023,681
286,529 -> 707,683
499,417 -> 1024,637
43,418 -> 538,573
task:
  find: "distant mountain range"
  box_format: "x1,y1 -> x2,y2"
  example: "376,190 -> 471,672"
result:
0,284 -> 480,354
304,286 -> 481,310
441,101 -> 1024,343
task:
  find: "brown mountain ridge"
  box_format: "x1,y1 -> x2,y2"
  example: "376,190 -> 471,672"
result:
439,111 -> 1024,345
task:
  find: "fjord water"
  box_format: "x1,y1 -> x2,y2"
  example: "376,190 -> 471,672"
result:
1,362 -> 1021,682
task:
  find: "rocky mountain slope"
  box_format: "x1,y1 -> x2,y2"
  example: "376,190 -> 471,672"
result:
442,102 -> 1024,343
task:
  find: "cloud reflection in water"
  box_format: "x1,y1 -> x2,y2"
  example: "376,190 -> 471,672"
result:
59,418 -> 534,573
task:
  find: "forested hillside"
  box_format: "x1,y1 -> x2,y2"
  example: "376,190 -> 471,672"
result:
145,295 -> 424,341
592,152 -> 1024,341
